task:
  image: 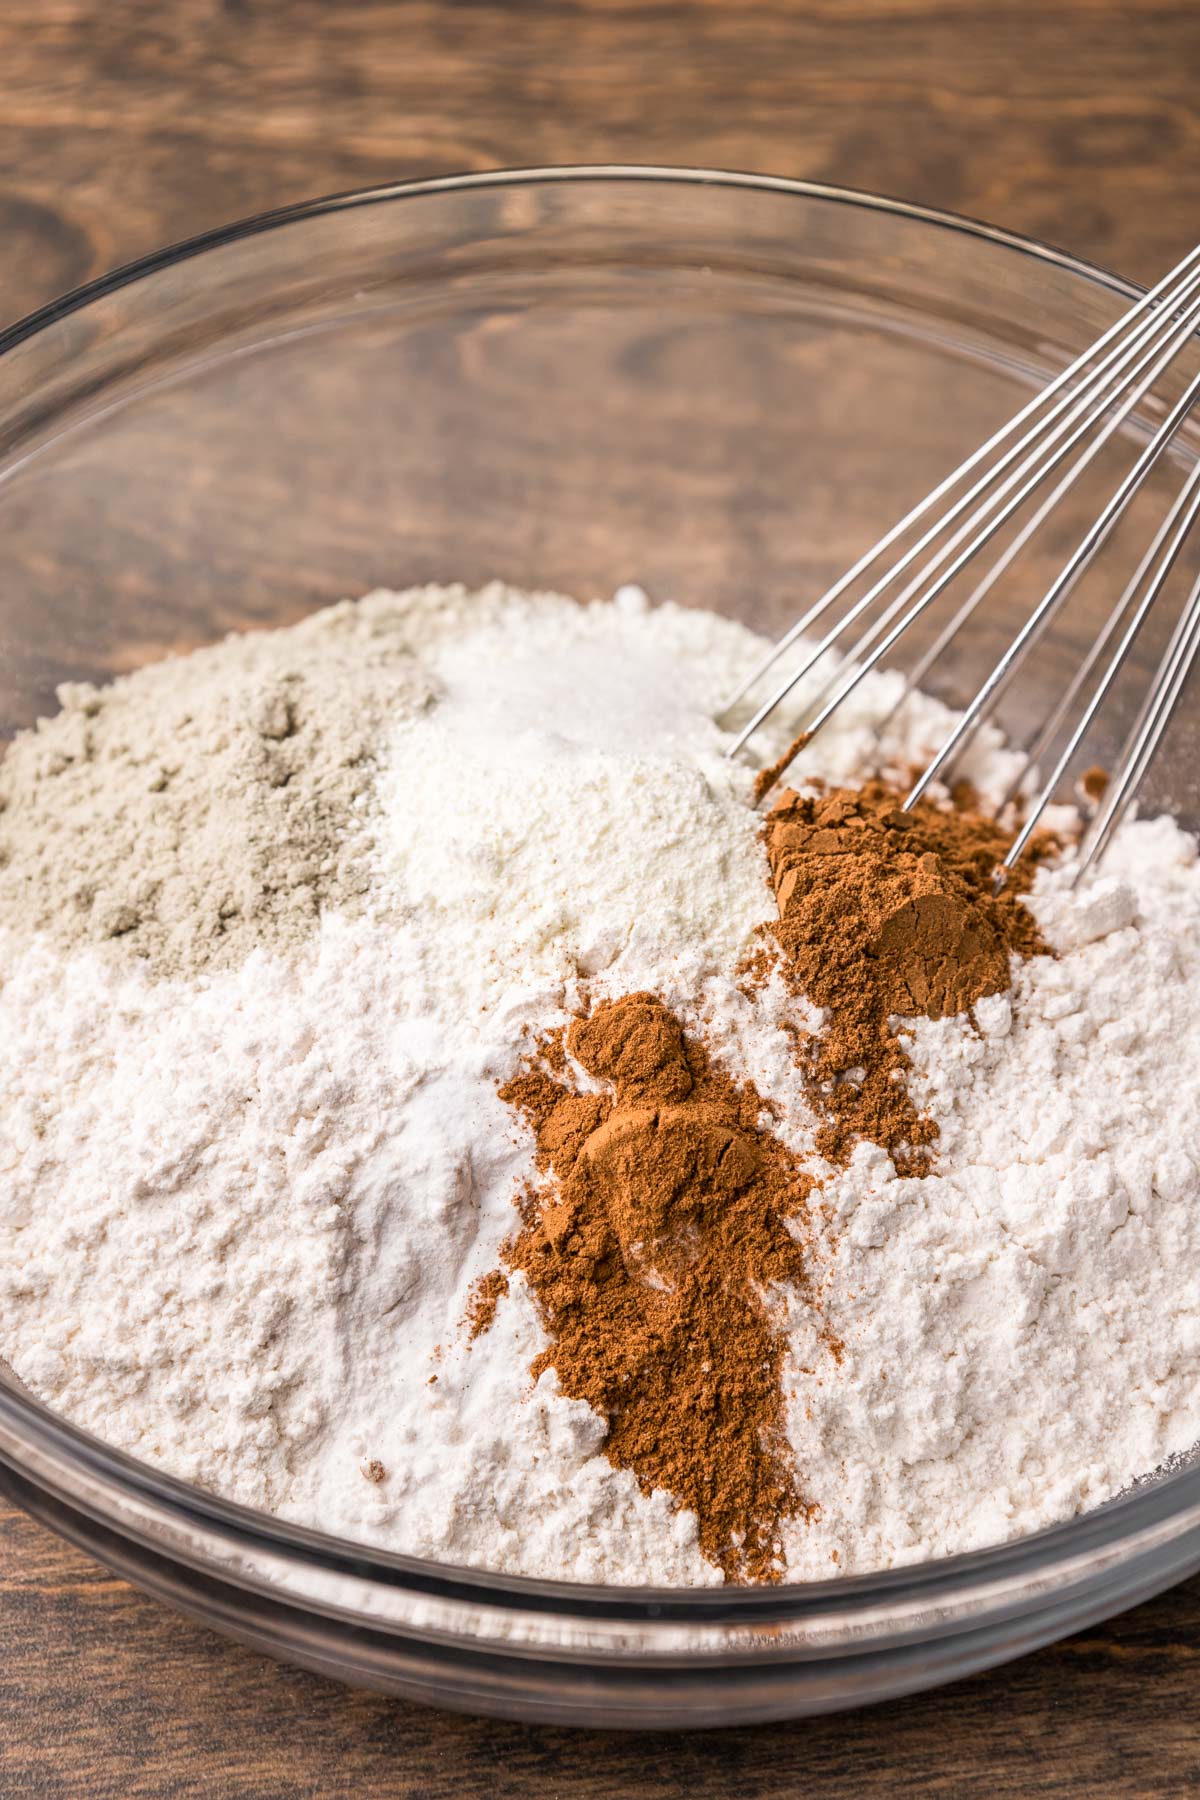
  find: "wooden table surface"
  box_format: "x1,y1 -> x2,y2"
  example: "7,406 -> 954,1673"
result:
3,2 -> 1200,1794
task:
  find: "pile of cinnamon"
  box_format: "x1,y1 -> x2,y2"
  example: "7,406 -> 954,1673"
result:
471,778 -> 1048,1582
763,778 -> 1048,1172
493,994 -> 816,1582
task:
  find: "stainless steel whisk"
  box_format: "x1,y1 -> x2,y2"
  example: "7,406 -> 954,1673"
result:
719,243 -> 1200,882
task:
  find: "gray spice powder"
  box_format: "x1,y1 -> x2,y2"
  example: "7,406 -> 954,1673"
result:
0,596 -> 434,978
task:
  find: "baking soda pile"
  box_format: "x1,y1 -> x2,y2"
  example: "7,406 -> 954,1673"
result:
3,580 -> 1200,1584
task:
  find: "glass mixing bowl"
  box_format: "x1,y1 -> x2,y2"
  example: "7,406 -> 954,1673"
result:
2,168 -> 1199,1729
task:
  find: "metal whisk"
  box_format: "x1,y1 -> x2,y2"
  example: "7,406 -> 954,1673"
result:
720,243 -> 1200,882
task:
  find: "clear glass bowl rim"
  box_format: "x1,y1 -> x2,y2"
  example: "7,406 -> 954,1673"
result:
1,164 -> 1196,1656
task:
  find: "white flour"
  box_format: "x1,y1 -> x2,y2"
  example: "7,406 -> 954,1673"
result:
1,580 -> 1198,1585
782,826 -> 1200,1573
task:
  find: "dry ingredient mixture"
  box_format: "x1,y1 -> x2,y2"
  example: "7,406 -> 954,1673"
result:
2,579 -> 1200,1585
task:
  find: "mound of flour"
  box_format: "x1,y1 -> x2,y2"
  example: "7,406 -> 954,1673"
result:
782,822 -> 1200,1575
1,580 -> 1198,1584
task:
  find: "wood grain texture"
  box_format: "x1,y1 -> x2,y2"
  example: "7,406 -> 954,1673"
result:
4,1 -> 1200,1792
2,0 -> 1200,334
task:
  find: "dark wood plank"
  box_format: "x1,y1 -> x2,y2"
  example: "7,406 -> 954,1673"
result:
3,1 -> 1200,1793
2,0 -> 1200,334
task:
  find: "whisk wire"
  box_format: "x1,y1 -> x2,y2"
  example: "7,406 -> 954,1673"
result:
905,359 -> 1200,810
774,312 -> 1200,778
726,244 -> 1200,875
1002,458 -> 1200,872
807,296 -> 1200,749
719,242 -> 1200,725
1001,455 -> 1200,814
724,261 -> 1200,760
1079,563 -> 1200,875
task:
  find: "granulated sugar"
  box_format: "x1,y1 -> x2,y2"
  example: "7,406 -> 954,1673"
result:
2,580 -> 1199,1585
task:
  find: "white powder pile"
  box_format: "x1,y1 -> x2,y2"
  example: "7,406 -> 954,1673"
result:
786,827 -> 1200,1571
1,579 -> 1198,1585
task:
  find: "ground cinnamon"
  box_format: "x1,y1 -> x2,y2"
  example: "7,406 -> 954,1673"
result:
753,730 -> 812,806
1081,764 -> 1109,802
763,778 -> 1048,1169
475,778 -> 1049,1584
487,993 -> 818,1583
464,1268 -> 508,1338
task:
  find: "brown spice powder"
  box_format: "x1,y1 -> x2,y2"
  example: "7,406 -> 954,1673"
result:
1081,764 -> 1109,802
464,1268 -> 509,1338
489,993 -> 818,1583
476,777 -> 1050,1583
763,778 -> 1049,1170
752,730 -> 812,806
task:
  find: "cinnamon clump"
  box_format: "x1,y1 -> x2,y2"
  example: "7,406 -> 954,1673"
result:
489,993 -> 817,1583
764,778 -> 1048,1170
753,731 -> 811,806
464,1268 -> 509,1338
1081,764 -> 1109,802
